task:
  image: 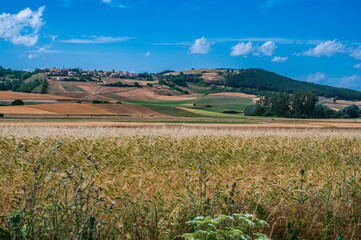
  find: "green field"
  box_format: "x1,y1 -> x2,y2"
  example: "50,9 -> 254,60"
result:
24,73 -> 47,83
124,99 -> 194,106
62,84 -> 87,92
195,95 -> 253,105
139,104 -> 205,117
125,95 -> 254,118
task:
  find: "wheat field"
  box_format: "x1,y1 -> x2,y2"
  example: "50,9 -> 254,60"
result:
1,126 -> 361,239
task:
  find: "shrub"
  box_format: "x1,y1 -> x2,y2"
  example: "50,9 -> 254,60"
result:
339,104 -> 360,118
92,100 -> 109,104
182,214 -> 270,240
11,99 -> 24,106
223,110 -> 240,114
0,113 -> 3,117
313,104 -> 336,118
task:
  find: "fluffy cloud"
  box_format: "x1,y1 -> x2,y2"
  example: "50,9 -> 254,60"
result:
59,36 -> 133,44
145,51 -> 150,56
354,63 -> 361,69
0,6 -> 45,46
230,41 -> 253,56
303,72 -> 326,83
302,40 -> 345,57
298,72 -> 361,90
190,37 -> 212,54
349,46 -> 361,60
230,41 -> 276,57
271,56 -> 288,62
255,41 -> 276,56
336,74 -> 361,89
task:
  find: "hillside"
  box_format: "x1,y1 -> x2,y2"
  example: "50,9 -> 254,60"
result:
224,68 -> 361,100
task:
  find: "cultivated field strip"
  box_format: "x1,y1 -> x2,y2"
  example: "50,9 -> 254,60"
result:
1,126 -> 361,138
1,127 -> 361,238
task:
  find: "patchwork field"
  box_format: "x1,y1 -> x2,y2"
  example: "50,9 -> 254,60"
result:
96,103 -> 166,116
1,127 -> 361,239
112,87 -> 196,101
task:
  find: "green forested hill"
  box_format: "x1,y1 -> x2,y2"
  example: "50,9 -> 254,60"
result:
225,68 -> 361,100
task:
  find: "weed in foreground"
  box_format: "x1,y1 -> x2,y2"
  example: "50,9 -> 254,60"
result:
2,142 -> 114,239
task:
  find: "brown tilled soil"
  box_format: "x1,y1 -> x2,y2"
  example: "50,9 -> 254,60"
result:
0,91 -> 73,100
0,106 -> 54,114
0,103 -> 113,115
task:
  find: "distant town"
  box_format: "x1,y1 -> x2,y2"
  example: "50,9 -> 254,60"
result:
43,67 -> 160,81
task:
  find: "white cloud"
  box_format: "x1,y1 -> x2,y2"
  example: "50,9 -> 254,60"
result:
271,56 -> 288,62
59,36 -> 133,44
230,41 -> 276,57
354,63 -> 361,69
254,41 -> 276,56
338,74 -> 361,88
27,45 -> 60,59
302,72 -> 327,83
298,72 -> 361,90
28,53 -> 38,59
190,37 -> 212,54
349,46 -> 361,60
230,42 -> 253,56
0,6 -> 45,46
145,51 -> 150,56
101,0 -> 132,8
302,40 -> 345,57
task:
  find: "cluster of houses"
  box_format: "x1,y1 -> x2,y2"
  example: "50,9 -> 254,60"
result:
44,68 -> 139,78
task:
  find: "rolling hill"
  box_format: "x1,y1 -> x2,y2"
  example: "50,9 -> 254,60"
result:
224,68 -> 361,100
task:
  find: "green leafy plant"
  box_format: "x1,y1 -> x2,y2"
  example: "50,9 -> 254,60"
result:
182,213 -> 270,240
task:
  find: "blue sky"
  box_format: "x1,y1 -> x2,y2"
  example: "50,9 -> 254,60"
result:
0,0 -> 361,89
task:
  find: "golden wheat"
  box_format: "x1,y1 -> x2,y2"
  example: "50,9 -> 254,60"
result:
1,126 -> 361,239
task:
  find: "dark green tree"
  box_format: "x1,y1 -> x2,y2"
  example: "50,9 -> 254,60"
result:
11,99 -> 24,106
339,104 -> 360,118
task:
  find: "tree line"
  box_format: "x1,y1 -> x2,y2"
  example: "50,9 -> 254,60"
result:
0,66 -> 48,94
224,68 -> 361,100
105,81 -> 142,88
244,91 -> 361,119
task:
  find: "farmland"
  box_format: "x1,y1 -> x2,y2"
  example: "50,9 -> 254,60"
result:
0,91 -> 72,100
1,126 -> 361,239
0,91 -> 255,118
2,68 -> 361,239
